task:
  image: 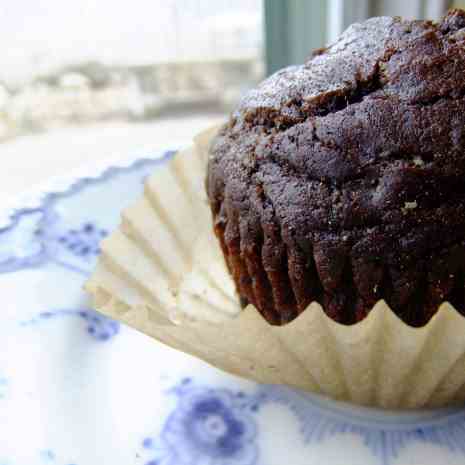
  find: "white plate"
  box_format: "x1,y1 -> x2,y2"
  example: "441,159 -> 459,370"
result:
1,150 -> 465,465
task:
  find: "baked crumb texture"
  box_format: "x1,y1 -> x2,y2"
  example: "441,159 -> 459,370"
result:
207,10 -> 465,326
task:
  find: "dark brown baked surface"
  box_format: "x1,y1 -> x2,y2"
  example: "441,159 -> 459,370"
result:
206,10 -> 465,326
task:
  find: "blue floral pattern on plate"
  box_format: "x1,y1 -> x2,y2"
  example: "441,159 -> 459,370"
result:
20,309 -> 119,341
143,379 -> 258,465
0,149 -> 465,465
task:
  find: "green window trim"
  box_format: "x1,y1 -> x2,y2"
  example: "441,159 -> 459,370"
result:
264,0 -> 327,75
264,0 -> 452,76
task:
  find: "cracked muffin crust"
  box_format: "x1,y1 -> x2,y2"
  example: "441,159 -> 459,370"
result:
206,10 -> 465,326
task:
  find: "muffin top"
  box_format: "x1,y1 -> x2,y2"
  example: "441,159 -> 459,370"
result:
207,10 -> 465,325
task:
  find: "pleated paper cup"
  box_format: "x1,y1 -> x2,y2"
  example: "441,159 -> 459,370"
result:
85,126 -> 465,409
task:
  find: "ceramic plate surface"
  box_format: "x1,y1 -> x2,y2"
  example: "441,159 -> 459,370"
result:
1,149 -> 465,465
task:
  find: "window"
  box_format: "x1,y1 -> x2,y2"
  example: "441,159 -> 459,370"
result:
0,1 -> 454,144
264,0 -> 451,74
0,0 -> 263,141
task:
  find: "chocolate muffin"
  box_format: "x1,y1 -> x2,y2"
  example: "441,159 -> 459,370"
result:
206,10 -> 465,326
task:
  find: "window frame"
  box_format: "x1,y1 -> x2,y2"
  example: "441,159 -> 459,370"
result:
264,0 -> 452,75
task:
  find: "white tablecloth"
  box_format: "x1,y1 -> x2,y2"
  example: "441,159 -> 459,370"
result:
0,115 -> 224,204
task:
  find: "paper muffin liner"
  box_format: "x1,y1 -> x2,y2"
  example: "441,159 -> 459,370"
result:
85,126 -> 465,409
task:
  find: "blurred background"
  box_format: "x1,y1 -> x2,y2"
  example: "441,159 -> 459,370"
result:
0,0 -> 461,199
